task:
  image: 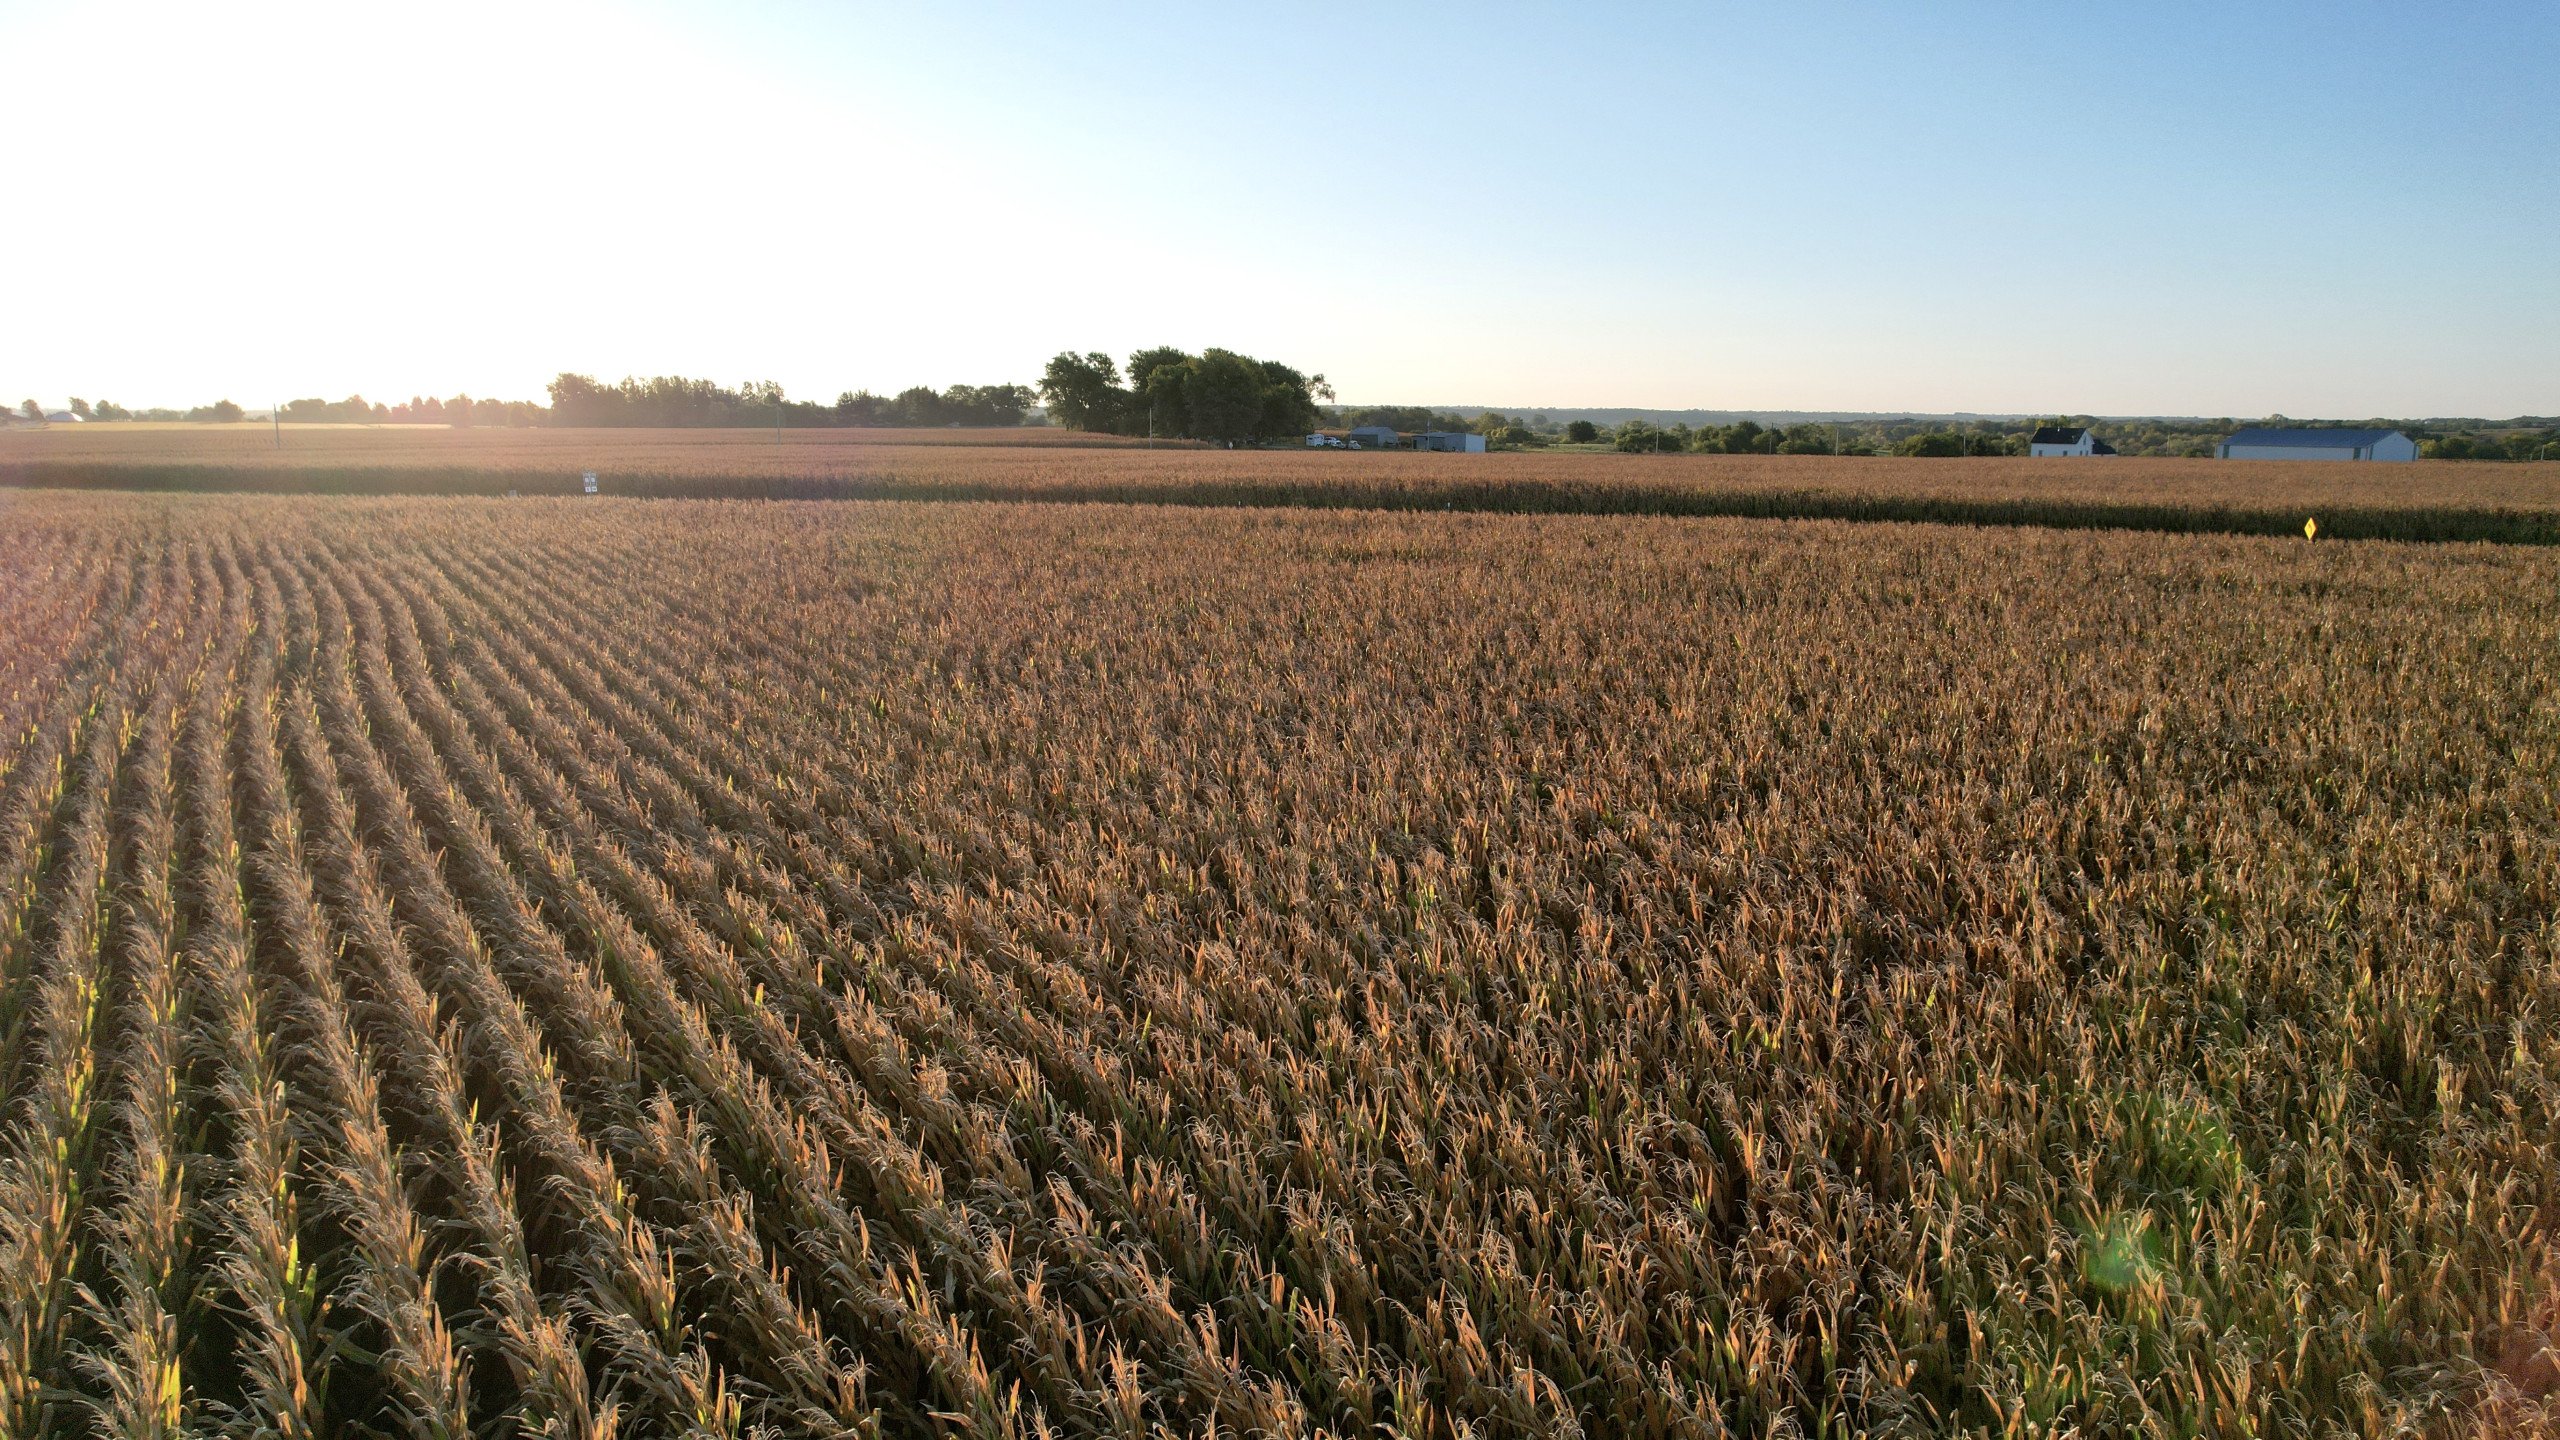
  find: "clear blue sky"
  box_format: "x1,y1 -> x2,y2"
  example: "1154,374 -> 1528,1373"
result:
6,0 -> 2554,416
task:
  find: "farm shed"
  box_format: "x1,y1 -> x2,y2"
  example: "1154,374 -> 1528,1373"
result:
1417,430 -> 1487,453
1347,425 -> 1401,448
2028,426 -> 2115,457
2215,427 -> 2416,462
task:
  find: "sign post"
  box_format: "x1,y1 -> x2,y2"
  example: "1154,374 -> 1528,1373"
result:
582,470 -> 598,496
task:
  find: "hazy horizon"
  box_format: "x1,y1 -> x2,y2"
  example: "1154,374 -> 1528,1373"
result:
19,399 -> 2553,431
7,0 -> 2554,418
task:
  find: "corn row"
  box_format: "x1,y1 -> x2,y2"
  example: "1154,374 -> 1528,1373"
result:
373,544 -> 1249,1433
280,549 -> 752,1435
326,560 -> 883,1436
0,544 -> 180,1436
304,552 -> 1010,1435
229,564 -> 470,1440
179,542 -> 325,1440
70,634 -> 198,1439
428,535 -> 1388,1432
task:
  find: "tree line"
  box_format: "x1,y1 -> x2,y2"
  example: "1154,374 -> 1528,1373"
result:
1322,410 -> 2056,455
544,374 -> 1038,428
2419,431 -> 2559,461
1380,411 -> 2560,460
6,377 -> 1044,431
13,398 -> 246,424
17,379 -> 2556,459
278,395 -> 551,426
829,384 -> 1037,428
1587,418 -> 2193,457
1039,348 -> 1332,445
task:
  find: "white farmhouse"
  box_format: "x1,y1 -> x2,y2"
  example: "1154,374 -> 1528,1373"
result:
2214,427 -> 2417,462
2028,426 -> 2116,457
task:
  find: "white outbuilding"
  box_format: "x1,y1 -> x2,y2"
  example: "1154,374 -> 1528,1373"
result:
2028,426 -> 2116,457
1346,425 -> 1401,449
1415,430 -> 1487,453
2214,427 -> 2417,462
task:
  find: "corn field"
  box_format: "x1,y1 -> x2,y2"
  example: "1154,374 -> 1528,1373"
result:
5,430 -> 2559,543
0,490 -> 2552,1437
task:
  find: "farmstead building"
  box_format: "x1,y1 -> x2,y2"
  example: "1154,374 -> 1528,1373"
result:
2214,427 -> 2417,461
2028,426 -> 2115,457
1416,430 -> 1488,453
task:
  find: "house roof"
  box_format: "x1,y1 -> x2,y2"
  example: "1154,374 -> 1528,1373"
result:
2089,435 -> 2117,454
2222,427 -> 2405,448
2029,426 -> 2089,446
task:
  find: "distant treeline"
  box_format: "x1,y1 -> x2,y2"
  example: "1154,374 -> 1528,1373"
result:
1322,407 -> 2063,455
828,384 -> 1037,428
1329,407 -> 2560,460
21,398 -> 285,425
546,374 -> 1038,428
1325,408 -> 2032,455
1039,348 -> 1331,444
12,377 -> 1043,430
2419,431 -> 2559,461
19,383 -> 2556,458
279,395 -> 550,426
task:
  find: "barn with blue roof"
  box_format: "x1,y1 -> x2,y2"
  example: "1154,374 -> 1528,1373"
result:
2214,427 -> 2417,462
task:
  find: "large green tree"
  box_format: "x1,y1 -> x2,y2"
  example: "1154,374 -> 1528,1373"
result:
1252,357 -> 1327,439
1126,346 -> 1194,438
1040,346 -> 1328,444
1183,350 -> 1267,445
1038,352 -> 1128,433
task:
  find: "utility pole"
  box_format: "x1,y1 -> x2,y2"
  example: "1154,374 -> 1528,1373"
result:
273,403 -> 281,449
